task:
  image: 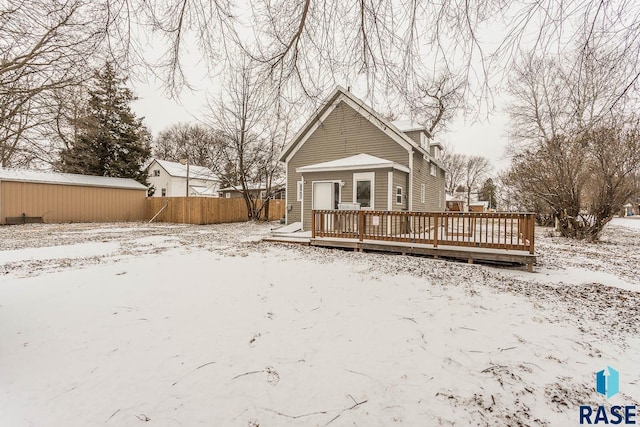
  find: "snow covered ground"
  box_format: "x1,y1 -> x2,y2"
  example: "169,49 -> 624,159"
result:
0,219 -> 638,426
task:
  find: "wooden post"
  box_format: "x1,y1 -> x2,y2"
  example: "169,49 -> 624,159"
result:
529,213 -> 535,254
358,211 -> 364,242
311,210 -> 316,238
433,214 -> 439,248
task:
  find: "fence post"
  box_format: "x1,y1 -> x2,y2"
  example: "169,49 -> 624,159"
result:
433,213 -> 439,248
359,211 -> 364,242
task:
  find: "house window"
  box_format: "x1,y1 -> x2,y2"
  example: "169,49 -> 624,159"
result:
353,172 -> 374,209
434,146 -> 441,160
430,163 -> 437,177
153,169 -> 160,177
421,184 -> 426,203
420,132 -> 427,149
297,181 -> 303,202
225,192 -> 231,199
259,190 -> 266,199
396,186 -> 403,204
161,188 -> 167,197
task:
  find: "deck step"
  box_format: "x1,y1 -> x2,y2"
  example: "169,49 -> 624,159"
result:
272,222 -> 302,235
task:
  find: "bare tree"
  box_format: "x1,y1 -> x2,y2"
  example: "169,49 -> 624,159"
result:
462,155 -> 492,207
506,46 -> 640,240
441,148 -> 467,196
404,73 -> 466,136
131,0 -> 640,120
441,145 -> 492,206
206,58 -> 290,220
153,122 -> 223,168
0,0 -> 125,168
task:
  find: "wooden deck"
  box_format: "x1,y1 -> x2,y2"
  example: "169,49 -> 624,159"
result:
311,210 -> 537,271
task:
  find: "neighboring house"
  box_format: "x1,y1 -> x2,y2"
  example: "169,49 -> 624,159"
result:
147,159 -> 217,197
446,194 -> 466,212
622,203 -> 636,217
468,201 -> 489,212
279,86 -> 446,231
218,184 -> 285,200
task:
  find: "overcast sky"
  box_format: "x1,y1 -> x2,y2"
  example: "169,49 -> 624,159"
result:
131,75 -> 512,174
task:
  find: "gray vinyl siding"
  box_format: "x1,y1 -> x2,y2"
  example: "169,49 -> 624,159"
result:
412,155 -> 446,212
392,170 -> 408,211
286,100 -> 409,227
404,130 -> 422,145
298,169 -> 392,230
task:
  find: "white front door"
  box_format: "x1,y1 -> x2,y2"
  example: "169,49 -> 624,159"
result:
312,182 -> 334,210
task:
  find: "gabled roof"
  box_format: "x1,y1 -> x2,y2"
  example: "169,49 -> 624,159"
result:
150,159 -> 216,180
279,86 -> 431,162
0,167 -> 147,190
296,153 -> 410,173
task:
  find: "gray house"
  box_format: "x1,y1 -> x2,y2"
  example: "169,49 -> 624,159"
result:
279,86 -> 446,231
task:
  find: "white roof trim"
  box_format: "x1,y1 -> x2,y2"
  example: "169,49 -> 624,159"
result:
296,153 -> 410,174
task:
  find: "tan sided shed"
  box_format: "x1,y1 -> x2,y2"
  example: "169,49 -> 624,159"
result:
0,168 -> 147,224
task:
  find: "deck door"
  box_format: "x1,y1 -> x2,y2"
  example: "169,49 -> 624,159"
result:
312,182 -> 334,210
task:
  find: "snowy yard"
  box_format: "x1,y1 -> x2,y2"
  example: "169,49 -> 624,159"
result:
1,218 -> 639,426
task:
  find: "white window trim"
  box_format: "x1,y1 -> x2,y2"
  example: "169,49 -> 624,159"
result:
353,172 -> 375,210
395,186 -> 403,205
421,184 -> 426,203
259,190 -> 266,199
296,180 -> 303,202
430,162 -> 437,177
225,192 -> 231,199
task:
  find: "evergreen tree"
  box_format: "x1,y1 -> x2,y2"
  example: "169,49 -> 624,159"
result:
58,62 -> 151,185
478,178 -> 497,209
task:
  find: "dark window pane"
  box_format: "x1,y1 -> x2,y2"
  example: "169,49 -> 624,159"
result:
356,181 -> 371,207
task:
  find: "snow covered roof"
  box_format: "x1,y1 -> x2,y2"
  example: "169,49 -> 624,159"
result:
218,183 -> 266,192
391,120 -> 427,132
150,159 -> 216,180
296,153 -> 410,173
189,185 -> 218,196
0,168 -> 147,190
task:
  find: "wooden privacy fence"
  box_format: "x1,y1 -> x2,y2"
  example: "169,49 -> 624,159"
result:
312,210 -> 535,253
146,197 -> 286,224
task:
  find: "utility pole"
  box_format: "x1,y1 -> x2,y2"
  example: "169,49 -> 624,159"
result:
181,157 -> 190,197
186,159 -> 190,197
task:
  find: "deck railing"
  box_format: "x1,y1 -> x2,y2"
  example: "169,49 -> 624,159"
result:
311,210 -> 535,254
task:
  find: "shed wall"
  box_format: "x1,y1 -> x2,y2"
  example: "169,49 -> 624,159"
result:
0,181 -> 146,224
